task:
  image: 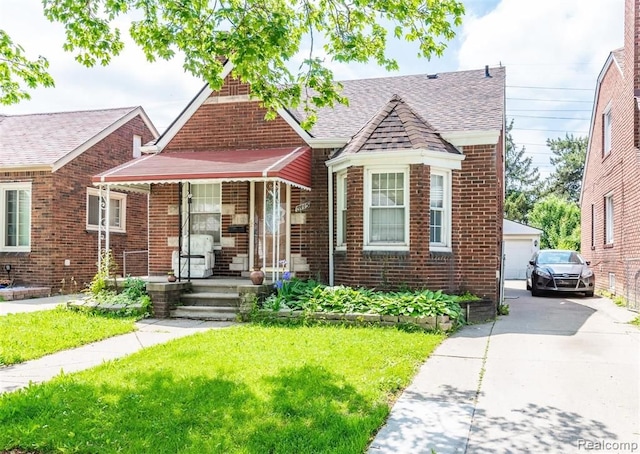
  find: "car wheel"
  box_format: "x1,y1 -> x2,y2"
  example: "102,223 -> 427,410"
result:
526,281 -> 531,291
585,290 -> 594,297
530,275 -> 541,297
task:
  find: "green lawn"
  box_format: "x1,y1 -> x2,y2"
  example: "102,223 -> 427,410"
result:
0,307 -> 137,366
0,324 -> 444,454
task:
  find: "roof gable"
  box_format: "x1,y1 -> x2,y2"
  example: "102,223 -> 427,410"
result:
152,62 -> 505,152
338,95 -> 460,156
0,106 -> 159,171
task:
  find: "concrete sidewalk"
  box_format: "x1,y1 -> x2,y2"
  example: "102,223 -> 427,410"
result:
369,281 -> 640,454
0,294 -> 79,316
0,318 -> 235,394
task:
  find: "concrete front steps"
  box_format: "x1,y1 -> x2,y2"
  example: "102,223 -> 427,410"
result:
170,280 -> 242,321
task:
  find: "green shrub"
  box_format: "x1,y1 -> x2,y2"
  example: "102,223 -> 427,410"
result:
262,278 -> 468,325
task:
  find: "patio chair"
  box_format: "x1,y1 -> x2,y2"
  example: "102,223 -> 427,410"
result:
172,234 -> 215,278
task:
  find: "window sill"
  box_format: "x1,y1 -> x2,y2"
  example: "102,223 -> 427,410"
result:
363,245 -> 409,252
429,245 -> 452,253
86,228 -> 126,234
362,250 -> 409,258
603,243 -> 614,249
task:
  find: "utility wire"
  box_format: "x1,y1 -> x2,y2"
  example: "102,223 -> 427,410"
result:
507,85 -> 593,91
507,97 -> 592,103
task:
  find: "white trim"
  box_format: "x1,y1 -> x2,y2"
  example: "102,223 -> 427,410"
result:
363,166 -> 410,251
441,130 -> 501,147
580,51 -> 623,204
326,148 -> 464,172
308,137 -> 351,148
203,94 -> 252,104
603,103 -> 612,156
52,107 -> 159,172
429,169 -> 452,250
155,62 -> 234,150
0,181 -> 32,252
86,187 -> 127,233
96,176 -> 311,191
262,147 -> 302,176
328,166 -> 335,285
0,165 -> 52,172
336,171 -> 347,247
605,192 -> 614,245
276,107 -> 315,143
249,181 -> 256,269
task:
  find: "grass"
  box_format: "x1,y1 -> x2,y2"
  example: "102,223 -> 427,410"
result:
0,307 -> 137,366
0,324 -> 444,454
630,315 -> 640,327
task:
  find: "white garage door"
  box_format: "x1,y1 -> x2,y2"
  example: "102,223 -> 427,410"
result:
504,239 -> 534,280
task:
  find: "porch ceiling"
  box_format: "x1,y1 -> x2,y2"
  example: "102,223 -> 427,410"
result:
92,146 -> 312,190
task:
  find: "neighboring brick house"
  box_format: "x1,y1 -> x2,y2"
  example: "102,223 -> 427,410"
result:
581,0 -> 640,310
95,61 -> 506,320
0,107 -> 157,293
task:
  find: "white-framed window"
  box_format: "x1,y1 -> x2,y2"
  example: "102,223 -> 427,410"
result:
364,167 -> 409,250
603,107 -> 612,156
609,273 -> 615,293
133,135 -> 142,158
185,183 -> 222,244
605,193 -> 614,245
430,169 -> 452,251
87,188 -> 126,233
0,182 -> 31,251
336,172 -> 347,248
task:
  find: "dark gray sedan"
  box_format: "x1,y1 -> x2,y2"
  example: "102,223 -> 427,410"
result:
526,249 -> 595,297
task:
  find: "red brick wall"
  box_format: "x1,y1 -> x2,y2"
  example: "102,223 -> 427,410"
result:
0,115 -> 155,292
164,75 -> 304,152
581,0 -> 640,298
332,143 -> 502,303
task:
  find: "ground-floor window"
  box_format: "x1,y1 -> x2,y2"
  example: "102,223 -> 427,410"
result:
364,167 -> 409,250
184,183 -> 221,244
87,188 -> 126,233
0,182 -> 31,251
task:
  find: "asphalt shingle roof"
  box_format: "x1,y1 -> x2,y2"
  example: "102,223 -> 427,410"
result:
291,66 -> 506,138
338,95 -> 460,156
0,107 -> 138,167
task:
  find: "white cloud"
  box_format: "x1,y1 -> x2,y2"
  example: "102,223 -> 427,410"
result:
457,0 -> 624,175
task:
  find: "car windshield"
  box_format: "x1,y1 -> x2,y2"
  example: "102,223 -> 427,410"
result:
537,251 -> 583,265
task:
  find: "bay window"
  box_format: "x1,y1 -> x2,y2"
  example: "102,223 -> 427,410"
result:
430,170 -> 451,251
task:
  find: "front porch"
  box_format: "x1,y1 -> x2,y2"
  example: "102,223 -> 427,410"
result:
145,277 -> 273,320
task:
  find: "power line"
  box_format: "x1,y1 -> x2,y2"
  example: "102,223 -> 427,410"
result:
511,128 -> 588,134
507,97 -> 592,103
508,109 -> 591,112
507,85 -> 593,91
510,114 -> 591,120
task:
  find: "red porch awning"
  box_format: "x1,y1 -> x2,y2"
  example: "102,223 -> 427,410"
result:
93,146 -> 312,190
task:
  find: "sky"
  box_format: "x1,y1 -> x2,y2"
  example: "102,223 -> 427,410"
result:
0,0 -> 625,176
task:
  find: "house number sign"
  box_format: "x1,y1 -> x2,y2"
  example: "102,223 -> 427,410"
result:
294,201 -> 311,213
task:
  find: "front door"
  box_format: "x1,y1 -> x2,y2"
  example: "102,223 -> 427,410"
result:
253,182 -> 289,271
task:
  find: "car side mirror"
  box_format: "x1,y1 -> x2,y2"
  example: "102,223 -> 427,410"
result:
586,261 -> 591,266
529,260 -> 535,266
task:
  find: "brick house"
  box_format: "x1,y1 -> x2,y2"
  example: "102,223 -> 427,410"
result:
95,61 -> 506,320
581,0 -> 640,310
0,107 -> 157,293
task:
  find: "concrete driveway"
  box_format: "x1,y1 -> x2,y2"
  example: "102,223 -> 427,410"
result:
370,280 -> 640,454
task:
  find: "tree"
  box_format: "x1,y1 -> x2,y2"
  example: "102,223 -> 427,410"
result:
544,134 -> 587,203
0,0 -> 465,127
504,119 -> 541,223
528,195 -> 581,250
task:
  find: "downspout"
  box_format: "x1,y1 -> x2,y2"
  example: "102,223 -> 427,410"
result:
328,164 -> 334,286
178,183 -> 183,281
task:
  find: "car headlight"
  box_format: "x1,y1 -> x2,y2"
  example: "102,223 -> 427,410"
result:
582,269 -> 593,278
536,267 -> 551,279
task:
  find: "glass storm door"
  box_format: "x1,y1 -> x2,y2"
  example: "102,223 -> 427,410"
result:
254,182 -> 288,269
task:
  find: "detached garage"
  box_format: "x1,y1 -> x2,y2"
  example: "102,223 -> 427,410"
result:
503,219 -> 543,280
